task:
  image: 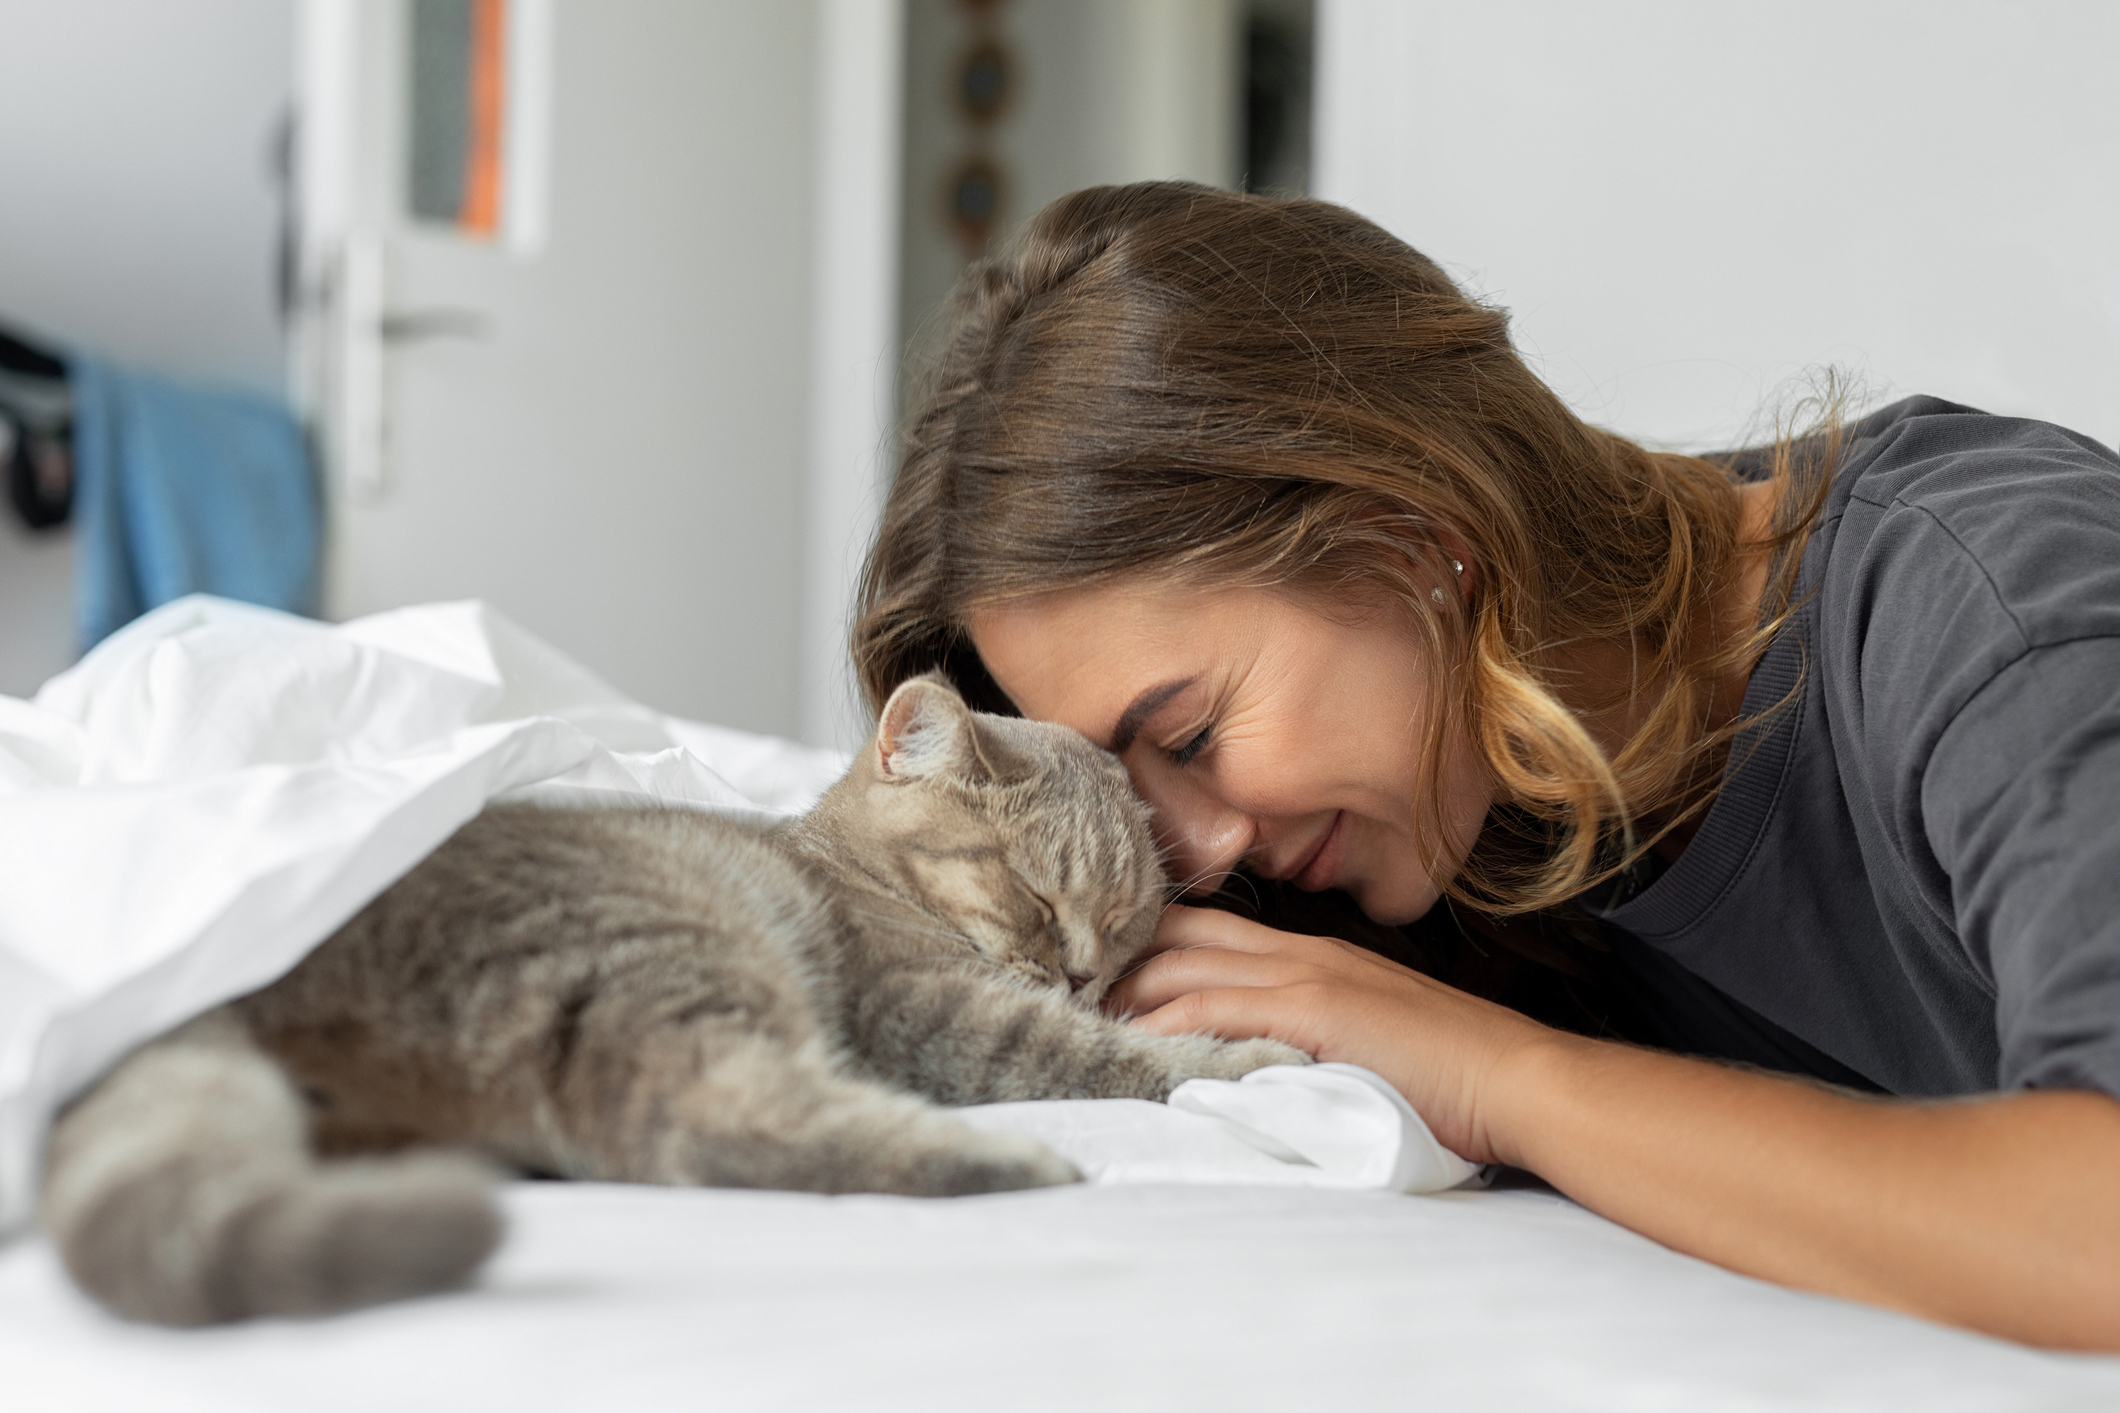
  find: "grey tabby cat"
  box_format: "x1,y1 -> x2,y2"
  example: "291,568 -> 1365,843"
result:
41,675 -> 1306,1327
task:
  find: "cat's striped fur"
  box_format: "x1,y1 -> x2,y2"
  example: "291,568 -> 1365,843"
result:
40,675 -> 1305,1326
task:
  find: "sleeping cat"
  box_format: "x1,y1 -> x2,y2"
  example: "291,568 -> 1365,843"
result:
40,674 -> 1306,1327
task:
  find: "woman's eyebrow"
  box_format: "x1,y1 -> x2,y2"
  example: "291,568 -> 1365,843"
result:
1107,678 -> 1196,753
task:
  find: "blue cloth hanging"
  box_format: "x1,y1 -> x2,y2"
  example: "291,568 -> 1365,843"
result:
69,354 -> 319,649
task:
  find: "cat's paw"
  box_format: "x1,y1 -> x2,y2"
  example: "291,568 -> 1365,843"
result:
924,1130 -> 1081,1197
1192,1037 -> 1313,1080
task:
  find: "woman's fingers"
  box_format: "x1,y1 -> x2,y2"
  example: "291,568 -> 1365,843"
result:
1135,904 -> 1423,981
1128,985 -> 1310,1043
1139,903 -> 1299,957
1107,940 -> 1304,1017
1108,907 -> 1352,1016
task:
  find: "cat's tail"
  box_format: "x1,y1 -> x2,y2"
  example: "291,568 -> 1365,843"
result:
40,1008 -> 503,1326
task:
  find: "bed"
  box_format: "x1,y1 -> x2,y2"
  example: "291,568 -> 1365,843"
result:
12,1179 -> 2120,1411
5,599 -> 2119,1411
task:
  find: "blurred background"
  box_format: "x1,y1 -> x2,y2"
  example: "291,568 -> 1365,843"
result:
0,0 -> 2114,749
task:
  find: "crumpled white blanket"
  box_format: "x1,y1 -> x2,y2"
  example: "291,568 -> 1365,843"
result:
963,1063 -> 1480,1191
0,597 -> 1475,1234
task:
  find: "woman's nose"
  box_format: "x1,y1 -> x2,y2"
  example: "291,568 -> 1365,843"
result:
1133,773 -> 1254,895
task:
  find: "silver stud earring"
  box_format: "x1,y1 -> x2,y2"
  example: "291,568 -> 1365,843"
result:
1433,558 -> 1465,606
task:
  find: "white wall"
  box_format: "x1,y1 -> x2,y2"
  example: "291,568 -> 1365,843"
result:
900,0 -> 1243,364
1316,1 -> 2120,452
0,0 -> 293,697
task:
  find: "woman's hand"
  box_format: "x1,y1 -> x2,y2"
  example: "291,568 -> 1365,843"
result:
1112,906 -> 2120,1351
1106,904 -> 1570,1164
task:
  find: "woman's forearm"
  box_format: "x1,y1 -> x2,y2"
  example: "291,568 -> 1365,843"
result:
1113,909 -> 2120,1348
1492,1037 -> 2120,1350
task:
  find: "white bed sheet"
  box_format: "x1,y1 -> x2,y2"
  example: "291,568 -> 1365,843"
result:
7,1179 -> 2120,1413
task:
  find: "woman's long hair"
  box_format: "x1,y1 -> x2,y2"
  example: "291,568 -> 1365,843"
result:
854,182 -> 1831,915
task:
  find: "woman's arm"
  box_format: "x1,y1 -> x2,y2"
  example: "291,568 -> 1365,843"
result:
1114,906 -> 2120,1351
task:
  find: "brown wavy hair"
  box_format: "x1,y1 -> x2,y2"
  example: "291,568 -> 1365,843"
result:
854,182 -> 1831,915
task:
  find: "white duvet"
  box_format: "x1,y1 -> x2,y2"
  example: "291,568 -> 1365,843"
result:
0,596 -> 1471,1234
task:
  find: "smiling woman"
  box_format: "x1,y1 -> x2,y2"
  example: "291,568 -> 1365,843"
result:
861,185 -> 1820,920
852,182 -> 2120,1351
971,582 -> 1491,928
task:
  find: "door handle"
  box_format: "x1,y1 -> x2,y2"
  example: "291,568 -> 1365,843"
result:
328,235 -> 492,501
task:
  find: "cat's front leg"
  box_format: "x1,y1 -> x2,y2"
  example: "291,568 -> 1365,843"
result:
846,965 -> 1309,1106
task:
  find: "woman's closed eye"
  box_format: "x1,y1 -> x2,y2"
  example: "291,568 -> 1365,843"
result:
1168,724 -> 1212,767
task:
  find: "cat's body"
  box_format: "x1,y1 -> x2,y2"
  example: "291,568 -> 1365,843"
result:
41,677 -> 1305,1326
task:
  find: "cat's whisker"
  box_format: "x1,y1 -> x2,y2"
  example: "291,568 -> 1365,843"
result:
1111,954 -> 1160,988
1170,862 -> 1234,893
1162,862 -> 1260,910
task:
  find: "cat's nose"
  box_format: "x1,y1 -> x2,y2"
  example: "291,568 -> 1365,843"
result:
1065,969 -> 1095,993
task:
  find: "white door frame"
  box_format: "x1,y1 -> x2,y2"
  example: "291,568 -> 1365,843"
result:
801,0 -> 906,751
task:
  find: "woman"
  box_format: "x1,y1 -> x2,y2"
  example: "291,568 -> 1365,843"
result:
854,182 -> 2120,1350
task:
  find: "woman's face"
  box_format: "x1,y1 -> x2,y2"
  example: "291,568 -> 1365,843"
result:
969,580 -> 1494,926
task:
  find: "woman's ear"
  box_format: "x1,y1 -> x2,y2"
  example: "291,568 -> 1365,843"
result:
875,674 -> 978,781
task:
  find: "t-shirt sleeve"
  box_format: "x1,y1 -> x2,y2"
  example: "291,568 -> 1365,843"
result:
1923,635 -> 2120,1095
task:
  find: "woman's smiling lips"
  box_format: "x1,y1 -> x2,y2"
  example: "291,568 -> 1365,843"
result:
1272,810 -> 1346,892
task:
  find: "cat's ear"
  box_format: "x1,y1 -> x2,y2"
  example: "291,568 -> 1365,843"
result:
875,675 -> 981,782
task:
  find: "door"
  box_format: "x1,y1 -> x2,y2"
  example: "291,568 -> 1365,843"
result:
296,0 -> 820,734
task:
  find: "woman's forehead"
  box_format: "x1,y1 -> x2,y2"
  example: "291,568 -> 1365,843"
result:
968,581 -> 1268,735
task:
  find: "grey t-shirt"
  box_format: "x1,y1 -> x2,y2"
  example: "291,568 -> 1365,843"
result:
1591,396 -> 2120,1098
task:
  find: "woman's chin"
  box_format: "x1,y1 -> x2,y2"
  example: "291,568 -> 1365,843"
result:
1345,876 -> 1439,928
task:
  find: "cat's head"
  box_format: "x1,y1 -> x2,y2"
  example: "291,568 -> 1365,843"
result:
836,673 -> 1167,1006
